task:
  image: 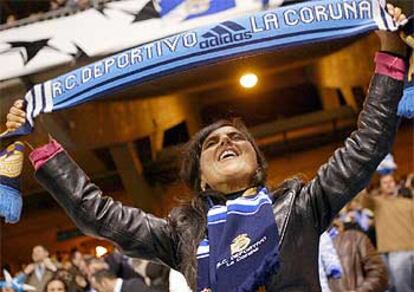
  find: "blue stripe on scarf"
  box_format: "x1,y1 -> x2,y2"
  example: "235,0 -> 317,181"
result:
207,190 -> 272,223
208,212 -> 227,224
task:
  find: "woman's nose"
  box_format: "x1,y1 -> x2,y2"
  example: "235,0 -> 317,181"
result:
219,135 -> 232,146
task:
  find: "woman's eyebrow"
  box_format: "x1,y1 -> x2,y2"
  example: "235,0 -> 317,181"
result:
228,131 -> 245,138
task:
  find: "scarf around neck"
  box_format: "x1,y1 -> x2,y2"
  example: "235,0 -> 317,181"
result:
197,187 -> 280,292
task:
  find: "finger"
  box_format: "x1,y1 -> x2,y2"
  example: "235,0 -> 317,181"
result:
6,121 -> 22,130
393,7 -> 402,21
13,99 -> 25,109
400,18 -> 409,26
386,3 -> 395,16
7,112 -> 26,123
397,14 -> 407,25
10,106 -> 26,118
7,113 -> 26,124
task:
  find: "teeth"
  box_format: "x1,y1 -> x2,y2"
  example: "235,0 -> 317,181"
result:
220,150 -> 237,161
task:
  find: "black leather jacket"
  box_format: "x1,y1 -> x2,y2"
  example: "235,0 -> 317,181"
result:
35,74 -> 403,291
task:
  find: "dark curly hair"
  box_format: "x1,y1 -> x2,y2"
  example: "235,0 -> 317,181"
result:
44,277 -> 68,292
169,118 -> 268,289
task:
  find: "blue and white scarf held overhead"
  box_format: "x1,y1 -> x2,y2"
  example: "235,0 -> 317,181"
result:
0,0 -> 412,223
5,0 -> 413,139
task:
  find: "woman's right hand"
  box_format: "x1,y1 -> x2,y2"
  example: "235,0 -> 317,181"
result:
6,99 -> 26,132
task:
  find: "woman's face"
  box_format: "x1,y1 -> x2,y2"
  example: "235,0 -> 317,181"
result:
47,280 -> 66,292
199,126 -> 258,194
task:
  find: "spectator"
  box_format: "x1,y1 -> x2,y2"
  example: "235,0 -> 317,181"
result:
44,277 -> 68,292
55,269 -> 72,285
345,202 -> 374,233
50,0 -> 67,10
145,262 -> 169,292
90,269 -> 150,292
73,273 -> 88,291
340,201 -> 377,247
68,249 -> 90,291
318,232 -> 343,292
70,249 -> 86,273
104,251 -> 142,280
24,245 -> 57,292
49,0 -> 89,10
6,15 -> 16,25
405,172 -> 414,191
358,208 -> 377,248
379,173 -> 398,195
86,258 -> 109,279
328,221 -> 388,292
401,172 -> 414,199
75,0 -> 90,9
55,269 -> 84,292
361,173 -> 414,292
85,250 -> 148,286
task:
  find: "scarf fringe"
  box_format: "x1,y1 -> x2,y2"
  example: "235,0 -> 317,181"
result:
237,250 -> 280,292
397,84 -> 414,118
0,185 -> 22,224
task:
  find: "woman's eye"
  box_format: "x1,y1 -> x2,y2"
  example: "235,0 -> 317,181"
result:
232,133 -> 244,140
204,140 -> 215,149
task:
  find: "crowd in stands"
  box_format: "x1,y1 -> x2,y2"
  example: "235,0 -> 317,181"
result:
319,154 -> 414,292
49,0 -> 91,11
1,245 -> 191,292
1,0 -> 93,26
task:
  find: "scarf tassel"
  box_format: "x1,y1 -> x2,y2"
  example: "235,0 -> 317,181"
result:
397,87 -> 414,118
0,185 -> 22,224
237,249 -> 280,292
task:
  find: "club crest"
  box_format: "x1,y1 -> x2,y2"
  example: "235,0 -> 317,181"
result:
231,233 -> 251,255
0,142 -> 24,178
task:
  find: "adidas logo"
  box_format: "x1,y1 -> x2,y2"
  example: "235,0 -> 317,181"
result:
199,21 -> 253,49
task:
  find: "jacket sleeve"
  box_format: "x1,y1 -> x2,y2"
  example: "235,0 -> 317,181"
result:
304,54 -> 405,233
356,233 -> 388,292
34,151 -> 180,269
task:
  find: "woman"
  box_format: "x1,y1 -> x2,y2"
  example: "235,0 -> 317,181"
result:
5,5 -> 410,291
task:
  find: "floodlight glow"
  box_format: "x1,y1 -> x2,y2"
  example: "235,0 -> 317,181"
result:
240,73 -> 258,88
95,246 -> 108,258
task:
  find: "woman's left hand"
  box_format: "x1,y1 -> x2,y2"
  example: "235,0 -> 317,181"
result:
376,4 -> 408,56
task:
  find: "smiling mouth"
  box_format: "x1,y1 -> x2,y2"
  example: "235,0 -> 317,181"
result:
219,149 -> 239,161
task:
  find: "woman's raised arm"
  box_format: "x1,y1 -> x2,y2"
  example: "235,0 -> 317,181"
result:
5,100 -> 180,269
34,141 -> 180,269
304,4 -> 410,233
